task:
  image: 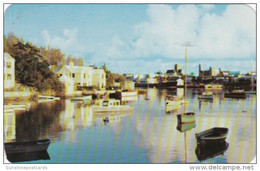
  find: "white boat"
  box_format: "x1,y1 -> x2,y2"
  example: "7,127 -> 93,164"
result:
93,99 -> 132,113
165,95 -> 182,112
205,84 -> 223,90
198,92 -> 213,100
121,90 -> 138,97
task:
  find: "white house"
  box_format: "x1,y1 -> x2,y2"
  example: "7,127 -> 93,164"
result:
4,53 -> 15,90
57,61 -> 106,92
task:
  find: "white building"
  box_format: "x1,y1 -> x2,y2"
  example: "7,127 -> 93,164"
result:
57,61 -> 106,92
4,53 -> 15,89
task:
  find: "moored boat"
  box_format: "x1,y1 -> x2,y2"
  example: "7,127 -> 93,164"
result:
93,99 -> 132,113
177,112 -> 195,124
224,90 -> 246,99
176,122 -> 196,132
165,95 -> 182,112
4,139 -> 50,154
195,127 -> 228,144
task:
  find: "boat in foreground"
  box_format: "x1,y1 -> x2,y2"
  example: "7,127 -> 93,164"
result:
195,127 -> 228,144
177,112 -> 195,124
4,139 -> 50,154
224,90 -> 246,99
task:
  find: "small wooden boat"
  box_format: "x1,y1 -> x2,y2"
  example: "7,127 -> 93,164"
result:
176,122 -> 196,132
224,90 -> 246,99
195,140 -> 229,161
195,127 -> 228,144
4,139 -> 50,154
93,99 -> 132,113
198,92 -> 213,100
5,150 -> 50,162
177,112 -> 195,124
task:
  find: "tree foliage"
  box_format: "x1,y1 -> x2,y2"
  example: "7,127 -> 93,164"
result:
4,33 -> 64,94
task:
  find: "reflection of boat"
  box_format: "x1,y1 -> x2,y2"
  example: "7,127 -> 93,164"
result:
5,150 -> 50,162
176,122 -> 196,132
165,95 -> 182,112
4,139 -> 50,154
71,96 -> 92,101
177,112 -> 195,124
195,140 -> 229,161
93,99 -> 132,113
195,127 -> 228,144
198,92 -> 213,100
4,104 -> 26,112
224,90 -> 246,99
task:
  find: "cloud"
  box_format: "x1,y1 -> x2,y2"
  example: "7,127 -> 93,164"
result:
99,4 -> 255,74
113,4 -> 255,60
41,28 -> 86,56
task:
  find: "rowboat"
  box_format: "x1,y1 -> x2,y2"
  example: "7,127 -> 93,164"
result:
195,140 -> 229,161
195,127 -> 228,144
177,112 -> 195,124
93,99 -> 132,113
176,122 -> 196,132
5,150 -> 50,162
224,90 -> 246,99
4,139 -> 50,154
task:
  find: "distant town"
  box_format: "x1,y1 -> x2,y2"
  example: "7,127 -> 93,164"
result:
4,50 -> 256,100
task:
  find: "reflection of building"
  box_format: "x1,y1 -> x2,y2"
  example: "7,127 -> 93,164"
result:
59,100 -> 93,132
4,112 -> 16,142
4,53 -> 15,90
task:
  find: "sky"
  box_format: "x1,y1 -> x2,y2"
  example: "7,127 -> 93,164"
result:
4,4 -> 256,75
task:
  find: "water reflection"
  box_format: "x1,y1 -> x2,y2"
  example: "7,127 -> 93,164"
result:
3,88 -> 256,163
195,140 -> 229,161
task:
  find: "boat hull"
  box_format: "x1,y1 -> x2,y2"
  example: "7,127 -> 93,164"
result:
165,100 -> 181,112
177,113 -> 195,124
4,139 -> 50,154
176,122 -> 196,132
93,106 -> 132,113
224,92 -> 246,99
195,127 -> 228,144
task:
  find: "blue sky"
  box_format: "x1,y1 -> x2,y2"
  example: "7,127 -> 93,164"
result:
4,4 -> 256,75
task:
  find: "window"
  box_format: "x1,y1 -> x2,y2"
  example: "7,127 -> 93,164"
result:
6,62 -> 11,68
72,73 -> 75,78
7,74 -> 12,80
84,73 -> 86,78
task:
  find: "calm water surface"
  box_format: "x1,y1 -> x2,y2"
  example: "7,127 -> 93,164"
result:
4,88 -> 256,163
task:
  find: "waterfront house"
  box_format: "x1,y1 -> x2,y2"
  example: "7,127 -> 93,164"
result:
4,53 -> 15,90
57,61 -> 106,92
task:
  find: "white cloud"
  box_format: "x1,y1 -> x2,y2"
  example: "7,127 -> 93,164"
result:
122,4 -> 255,60
41,28 -> 86,56
100,4 -> 256,74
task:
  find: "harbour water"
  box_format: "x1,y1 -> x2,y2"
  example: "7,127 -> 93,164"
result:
4,88 -> 256,163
